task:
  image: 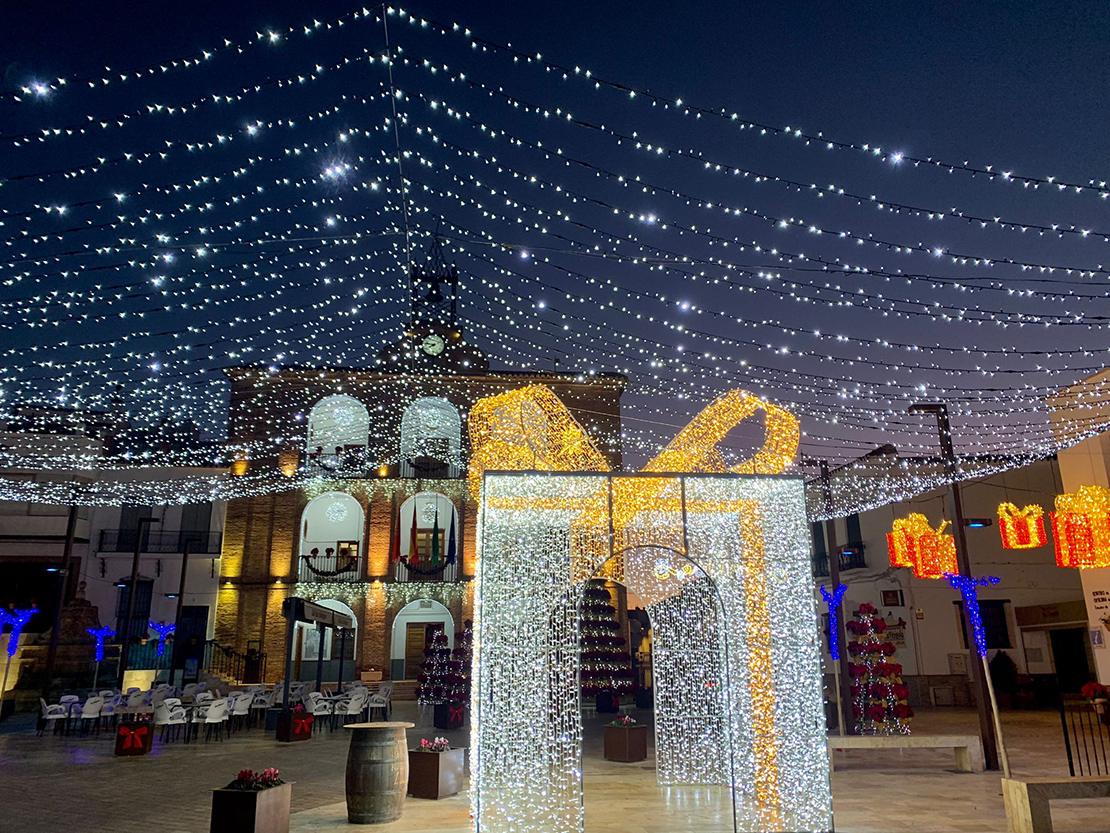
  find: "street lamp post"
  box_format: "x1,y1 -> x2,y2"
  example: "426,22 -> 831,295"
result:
909,402 -> 1000,770
167,537 -> 201,689
117,516 -> 160,689
805,457 -> 855,735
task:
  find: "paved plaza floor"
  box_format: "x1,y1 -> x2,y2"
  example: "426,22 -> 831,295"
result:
0,704 -> 1106,832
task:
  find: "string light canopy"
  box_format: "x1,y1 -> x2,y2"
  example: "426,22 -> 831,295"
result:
997,503 -> 1048,550
4,4 -> 1110,517
886,513 -> 959,579
1051,485 -> 1110,569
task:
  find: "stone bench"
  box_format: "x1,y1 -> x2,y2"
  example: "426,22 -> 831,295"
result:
1002,776 -> 1110,833
827,733 -> 984,772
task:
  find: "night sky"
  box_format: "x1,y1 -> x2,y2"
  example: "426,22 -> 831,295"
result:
3,0 -> 1110,504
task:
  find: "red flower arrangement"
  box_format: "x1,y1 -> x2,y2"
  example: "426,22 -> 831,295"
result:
224,768 -> 284,791
1081,681 -> 1110,701
848,602 -> 912,735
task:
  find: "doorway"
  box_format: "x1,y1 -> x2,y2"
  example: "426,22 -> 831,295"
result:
1050,627 -> 1093,692
404,623 -> 442,679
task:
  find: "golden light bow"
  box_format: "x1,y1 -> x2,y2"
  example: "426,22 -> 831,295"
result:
1051,485 -> 1110,569
997,503 -> 1047,550
886,513 -> 959,579
467,384 -> 800,504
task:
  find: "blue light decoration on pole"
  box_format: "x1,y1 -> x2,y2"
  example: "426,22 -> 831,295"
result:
946,574 -> 1000,658
820,583 -> 848,735
86,625 -> 115,691
148,622 -> 175,657
819,584 -> 848,661
945,573 -> 1011,777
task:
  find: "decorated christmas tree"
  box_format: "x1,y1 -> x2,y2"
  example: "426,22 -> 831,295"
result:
580,581 -> 634,710
416,630 -> 453,705
847,602 -> 913,734
441,620 -> 474,705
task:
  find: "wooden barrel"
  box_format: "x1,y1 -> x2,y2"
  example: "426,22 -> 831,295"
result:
345,722 -> 414,824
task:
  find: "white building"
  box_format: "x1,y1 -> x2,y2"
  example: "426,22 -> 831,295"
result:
815,455 -> 1090,706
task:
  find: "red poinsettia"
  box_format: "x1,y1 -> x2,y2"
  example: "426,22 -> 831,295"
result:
858,603 -> 877,616
867,704 -> 887,723
894,704 -> 915,720
871,683 -> 889,699
892,683 -> 910,701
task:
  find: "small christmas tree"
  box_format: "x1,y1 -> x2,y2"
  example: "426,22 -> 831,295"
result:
580,582 -> 634,710
416,630 -> 452,705
847,603 -> 913,734
442,620 -> 473,705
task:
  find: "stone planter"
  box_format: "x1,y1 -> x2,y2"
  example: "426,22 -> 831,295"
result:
408,747 -> 466,799
604,724 -> 647,762
210,782 -> 292,833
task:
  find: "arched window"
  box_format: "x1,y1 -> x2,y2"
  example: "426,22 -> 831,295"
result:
306,395 -> 370,476
298,492 -> 364,582
394,492 -> 459,582
400,397 -> 462,478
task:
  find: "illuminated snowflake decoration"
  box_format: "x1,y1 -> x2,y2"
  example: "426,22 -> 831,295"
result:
331,405 -> 357,427
421,501 -> 440,524
325,500 -> 349,524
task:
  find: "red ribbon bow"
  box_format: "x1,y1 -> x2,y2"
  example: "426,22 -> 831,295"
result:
291,714 -> 314,736
448,705 -> 464,722
118,725 -> 148,749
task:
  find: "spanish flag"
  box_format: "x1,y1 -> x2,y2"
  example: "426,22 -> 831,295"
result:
408,501 -> 420,564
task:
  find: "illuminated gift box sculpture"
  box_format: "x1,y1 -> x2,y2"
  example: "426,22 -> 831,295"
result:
997,503 -> 1047,550
468,386 -> 833,833
886,513 -> 959,579
1051,485 -> 1110,569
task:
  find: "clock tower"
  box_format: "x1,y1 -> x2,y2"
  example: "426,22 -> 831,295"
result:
377,237 -> 489,373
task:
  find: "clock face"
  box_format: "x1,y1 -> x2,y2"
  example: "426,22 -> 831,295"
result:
421,334 -> 446,356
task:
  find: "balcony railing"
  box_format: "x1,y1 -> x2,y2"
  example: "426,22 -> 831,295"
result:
811,542 -> 867,578
393,558 -> 460,583
298,549 -> 364,583
98,529 -> 222,554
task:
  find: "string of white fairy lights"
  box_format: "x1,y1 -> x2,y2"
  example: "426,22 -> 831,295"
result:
1,4 -> 1108,514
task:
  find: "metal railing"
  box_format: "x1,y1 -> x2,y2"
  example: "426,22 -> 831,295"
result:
297,550 -> 364,583
203,639 -> 267,684
393,557 -> 460,583
98,529 -> 222,554
811,542 -> 868,578
1060,697 -> 1110,776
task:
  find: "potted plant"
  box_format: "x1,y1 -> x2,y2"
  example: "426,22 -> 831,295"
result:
211,768 -> 291,833
408,737 -> 466,800
1081,681 -> 1110,726
603,714 -> 647,763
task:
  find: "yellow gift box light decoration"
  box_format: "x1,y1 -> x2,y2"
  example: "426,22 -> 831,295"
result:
467,384 -> 832,833
886,513 -> 959,579
997,503 -> 1047,550
1051,485 -> 1110,569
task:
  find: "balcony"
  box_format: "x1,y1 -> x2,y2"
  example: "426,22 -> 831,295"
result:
811,542 -> 867,578
298,548 -> 364,584
393,558 -> 460,583
98,529 -> 222,554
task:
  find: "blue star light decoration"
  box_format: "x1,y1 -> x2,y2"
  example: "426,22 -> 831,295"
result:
946,574 -> 1001,658
1,608 -> 36,658
86,626 -> 116,662
819,583 -> 848,661
148,621 -> 175,656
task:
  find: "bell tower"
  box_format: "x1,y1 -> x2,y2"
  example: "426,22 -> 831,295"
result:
377,236 -> 489,373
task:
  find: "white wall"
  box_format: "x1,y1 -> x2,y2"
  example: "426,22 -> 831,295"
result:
819,457 -> 1086,680
389,599 -> 454,679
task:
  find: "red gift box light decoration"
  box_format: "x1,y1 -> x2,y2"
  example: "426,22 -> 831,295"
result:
886,513 -> 958,579
1051,485 -> 1110,569
997,503 -> 1047,550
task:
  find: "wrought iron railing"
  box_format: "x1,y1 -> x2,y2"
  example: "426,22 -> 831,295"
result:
98,529 -> 222,554
393,558 -> 460,583
1060,696 -> 1110,776
203,639 -> 267,684
297,550 -> 364,583
811,542 -> 868,578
